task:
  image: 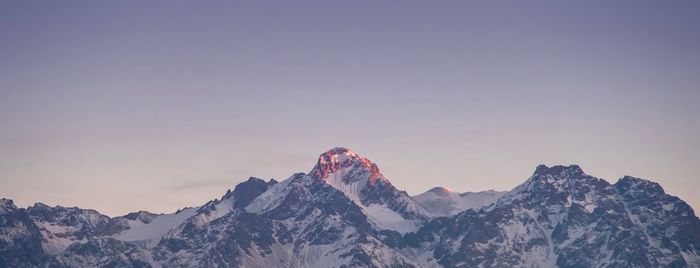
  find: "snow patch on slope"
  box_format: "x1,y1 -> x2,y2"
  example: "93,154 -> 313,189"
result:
246,176 -> 294,214
112,207 -> 198,248
324,166 -> 367,204
36,221 -> 86,254
188,197 -> 238,225
363,204 -> 421,234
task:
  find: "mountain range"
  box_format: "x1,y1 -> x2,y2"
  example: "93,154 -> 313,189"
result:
1,147 -> 699,267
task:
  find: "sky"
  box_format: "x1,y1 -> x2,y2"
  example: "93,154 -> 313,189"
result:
1,0 -> 698,216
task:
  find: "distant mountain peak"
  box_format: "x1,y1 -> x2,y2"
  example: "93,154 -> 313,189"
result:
427,187 -> 453,196
30,202 -> 52,210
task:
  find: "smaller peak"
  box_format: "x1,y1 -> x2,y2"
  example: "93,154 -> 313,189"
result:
429,186 -> 451,192
0,198 -> 17,212
0,198 -> 14,206
229,176 -> 277,208
428,187 -> 453,196
224,177 -> 269,200
426,187 -> 453,197
175,207 -> 194,214
32,202 -> 51,209
123,211 -> 157,221
615,175 -> 664,194
246,176 -> 263,182
534,164 -> 584,177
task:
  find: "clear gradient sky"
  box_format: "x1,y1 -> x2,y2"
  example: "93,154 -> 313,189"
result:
1,1 -> 699,216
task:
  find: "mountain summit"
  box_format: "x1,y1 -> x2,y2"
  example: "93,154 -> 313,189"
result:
311,147 -> 384,182
309,147 -> 387,198
1,148 -> 698,267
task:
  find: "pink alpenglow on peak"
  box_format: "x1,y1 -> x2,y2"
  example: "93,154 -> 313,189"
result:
306,147 -> 430,233
427,187 -> 453,196
310,147 -> 385,187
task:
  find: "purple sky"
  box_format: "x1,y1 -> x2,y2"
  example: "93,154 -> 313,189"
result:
1,1 -> 699,216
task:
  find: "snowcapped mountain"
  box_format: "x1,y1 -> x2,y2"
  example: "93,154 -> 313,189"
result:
413,187 -> 506,217
1,148 -> 699,267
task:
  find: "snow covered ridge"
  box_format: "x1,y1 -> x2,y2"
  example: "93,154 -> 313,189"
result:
1,148 -> 699,267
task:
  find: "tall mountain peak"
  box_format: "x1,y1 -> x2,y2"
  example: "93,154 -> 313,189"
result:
310,147 -> 385,185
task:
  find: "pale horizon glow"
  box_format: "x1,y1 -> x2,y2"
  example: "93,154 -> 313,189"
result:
1,1 -> 698,216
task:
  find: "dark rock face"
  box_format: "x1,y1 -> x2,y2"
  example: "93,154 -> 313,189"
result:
0,199 -> 49,267
227,177 -> 277,208
615,176 -> 700,266
52,238 -> 153,268
0,151 -> 698,267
